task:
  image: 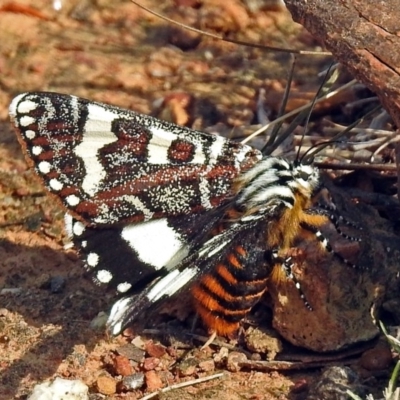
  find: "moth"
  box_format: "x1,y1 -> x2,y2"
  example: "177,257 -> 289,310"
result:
9,92 -> 355,336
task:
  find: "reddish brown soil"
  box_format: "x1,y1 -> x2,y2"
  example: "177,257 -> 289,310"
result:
0,1 -> 396,399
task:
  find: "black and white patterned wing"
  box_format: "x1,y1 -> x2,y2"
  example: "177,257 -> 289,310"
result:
9,92 -> 261,226
106,215 -> 269,335
66,208 -> 226,293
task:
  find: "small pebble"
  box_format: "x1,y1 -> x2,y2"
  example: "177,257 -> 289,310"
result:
213,347 -> 229,363
226,352 -> 247,372
307,366 -> 367,400
145,370 -> 163,391
36,273 -> 51,289
117,344 -> 145,363
28,378 -> 88,400
0,308 -> 9,316
198,359 -> 215,372
121,373 -> 145,390
114,355 -> 134,376
244,327 -> 283,360
131,335 -> 146,349
143,357 -> 161,371
176,358 -> 198,377
96,375 -> 117,396
145,341 -> 167,358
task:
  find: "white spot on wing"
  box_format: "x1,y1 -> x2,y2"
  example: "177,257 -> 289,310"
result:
25,130 -> 36,140
191,135 -> 225,209
49,178 -> 63,191
32,146 -> 43,155
199,176 -> 212,210
65,194 -> 80,206
191,140 -> 205,164
117,282 -> 132,293
121,219 -> 188,270
87,252 -> 99,267
147,126 -> 206,165
38,161 -> 51,174
198,177 -> 211,209
19,116 -> 35,127
97,269 -> 112,283
9,93 -> 28,118
72,221 -> 85,236
74,103 -> 118,197
17,99 -> 38,114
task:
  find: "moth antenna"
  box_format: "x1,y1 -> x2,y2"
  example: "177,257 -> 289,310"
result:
261,62 -> 338,157
242,79 -> 358,146
261,55 -> 297,155
301,139 -> 343,165
302,104 -> 382,164
296,62 -> 337,164
295,83 -> 384,168
130,0 -> 331,56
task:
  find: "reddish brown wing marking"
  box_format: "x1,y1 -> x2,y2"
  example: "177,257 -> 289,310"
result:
10,92 -> 262,226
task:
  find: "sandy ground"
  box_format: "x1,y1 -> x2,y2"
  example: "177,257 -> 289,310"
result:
0,1 -> 397,399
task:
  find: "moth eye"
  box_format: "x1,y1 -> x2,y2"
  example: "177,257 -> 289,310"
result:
300,171 -> 311,181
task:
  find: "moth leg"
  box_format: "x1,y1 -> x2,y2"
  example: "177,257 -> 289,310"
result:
313,205 -> 362,241
300,221 -> 358,269
201,331 -> 217,350
271,249 -> 313,311
189,314 -> 218,347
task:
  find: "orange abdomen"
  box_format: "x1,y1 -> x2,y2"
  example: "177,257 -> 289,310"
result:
192,245 -> 270,336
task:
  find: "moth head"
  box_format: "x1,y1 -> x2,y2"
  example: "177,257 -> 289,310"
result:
292,161 -> 321,194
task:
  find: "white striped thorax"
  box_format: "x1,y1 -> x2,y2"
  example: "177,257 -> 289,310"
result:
234,157 -> 320,214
